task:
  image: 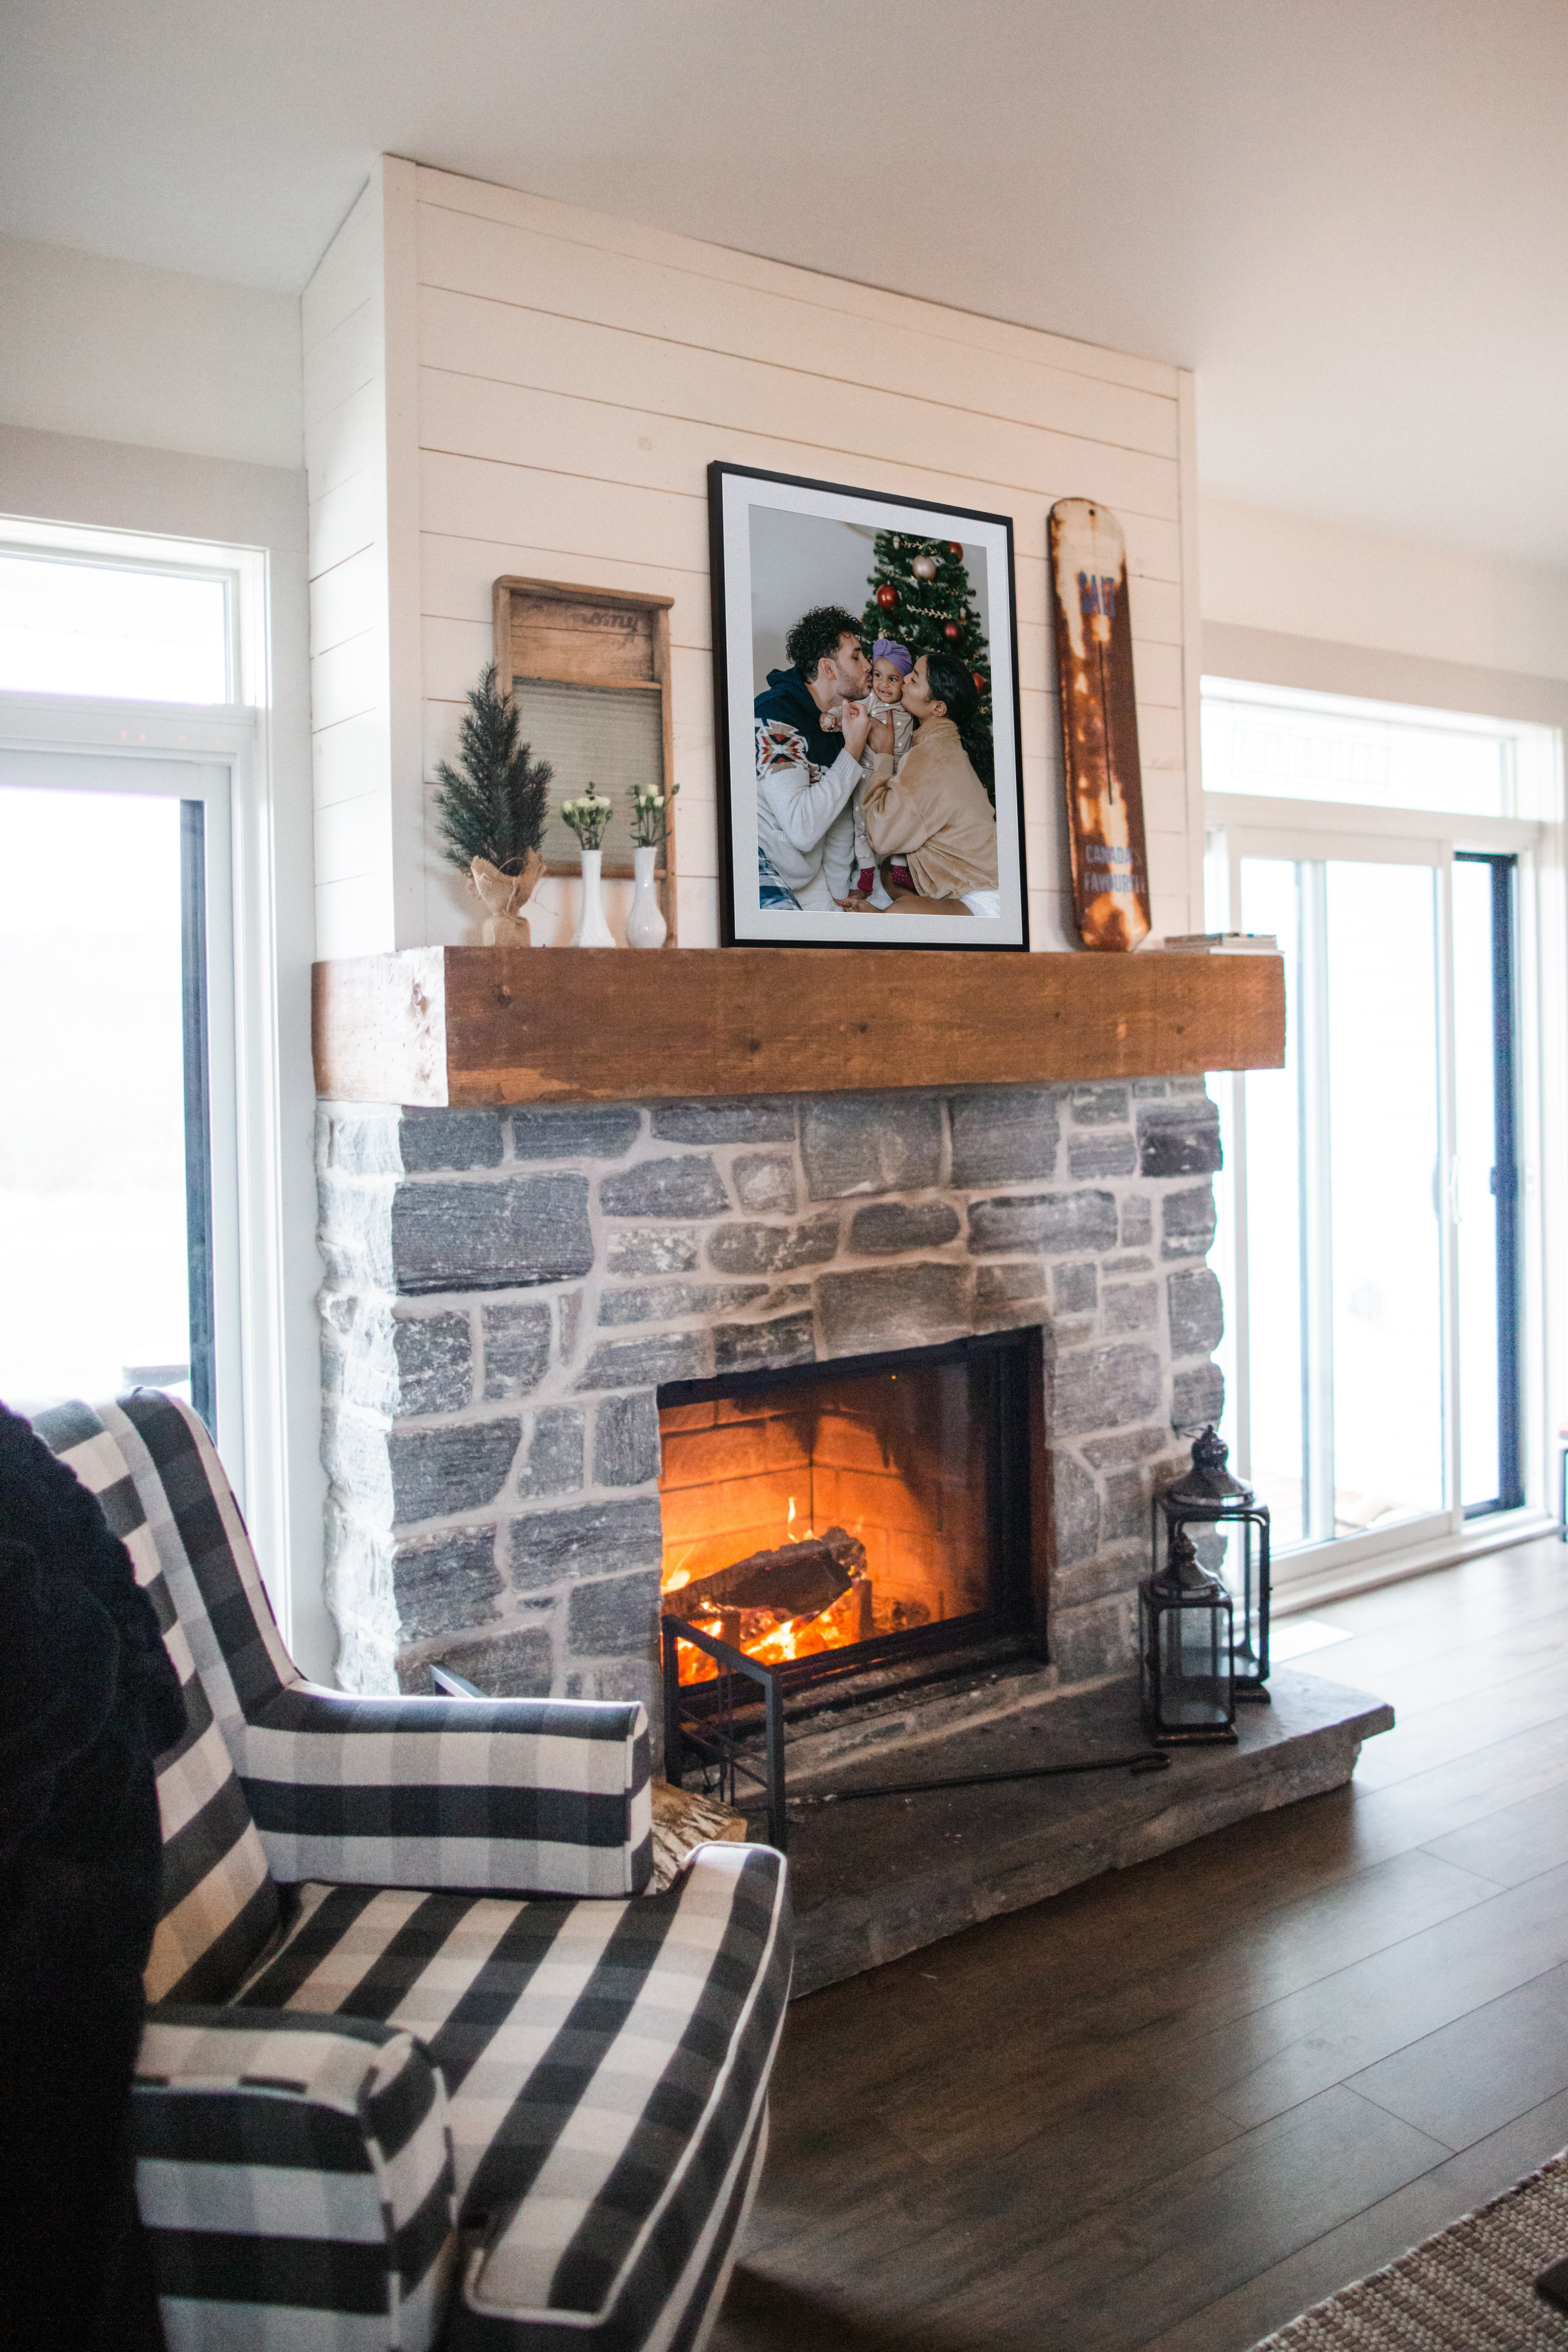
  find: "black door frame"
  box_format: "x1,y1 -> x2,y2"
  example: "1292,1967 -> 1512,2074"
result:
1456,849 -> 1524,1517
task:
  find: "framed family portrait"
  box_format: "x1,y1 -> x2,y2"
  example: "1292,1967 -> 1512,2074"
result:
708,462 -> 1028,950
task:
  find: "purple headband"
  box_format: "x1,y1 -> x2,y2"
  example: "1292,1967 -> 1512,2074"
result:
872,637 -> 913,675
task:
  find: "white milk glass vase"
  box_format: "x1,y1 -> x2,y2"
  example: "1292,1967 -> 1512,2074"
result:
571,848 -> 617,948
626,843 -> 666,949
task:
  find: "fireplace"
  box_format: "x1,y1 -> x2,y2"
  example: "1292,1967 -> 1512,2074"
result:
317,1077 -> 1227,1716
657,1328 -> 1044,1693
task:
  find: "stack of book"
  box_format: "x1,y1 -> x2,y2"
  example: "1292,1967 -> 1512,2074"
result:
1160,932 -> 1281,955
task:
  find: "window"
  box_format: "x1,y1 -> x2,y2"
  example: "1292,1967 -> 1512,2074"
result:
1205,678 -> 1558,1581
1202,678 -> 1556,821
0,550 -> 232,701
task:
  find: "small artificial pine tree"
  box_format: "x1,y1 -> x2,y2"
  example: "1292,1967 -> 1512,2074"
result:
860,535 -> 994,800
432,663 -> 552,876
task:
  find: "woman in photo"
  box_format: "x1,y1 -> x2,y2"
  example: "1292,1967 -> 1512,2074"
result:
855,650 -> 1001,918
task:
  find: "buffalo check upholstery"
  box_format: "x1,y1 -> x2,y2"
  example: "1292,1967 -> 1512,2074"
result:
31,1396 -> 282,2001
35,1392 -> 793,2351
106,1389 -> 657,1901
134,2008 -> 458,2350
237,1849 -> 790,2351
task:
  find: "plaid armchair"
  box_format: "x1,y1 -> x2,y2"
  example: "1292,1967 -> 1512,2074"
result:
35,1393 -> 790,2352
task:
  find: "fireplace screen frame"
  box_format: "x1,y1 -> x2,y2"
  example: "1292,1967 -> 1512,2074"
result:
657,1324 -> 1046,1695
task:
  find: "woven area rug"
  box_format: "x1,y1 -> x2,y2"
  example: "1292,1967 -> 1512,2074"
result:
1251,2152 -> 1568,2348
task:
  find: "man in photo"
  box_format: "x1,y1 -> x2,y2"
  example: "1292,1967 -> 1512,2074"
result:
753,605 -> 873,909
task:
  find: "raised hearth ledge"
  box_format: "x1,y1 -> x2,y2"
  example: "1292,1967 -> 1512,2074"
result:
782,1666 -> 1394,1996
312,945 -> 1286,1107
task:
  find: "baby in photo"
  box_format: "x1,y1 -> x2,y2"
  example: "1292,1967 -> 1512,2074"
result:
822,637 -> 914,897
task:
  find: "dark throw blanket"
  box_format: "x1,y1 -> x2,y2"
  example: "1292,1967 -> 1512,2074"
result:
0,1401 -> 186,2348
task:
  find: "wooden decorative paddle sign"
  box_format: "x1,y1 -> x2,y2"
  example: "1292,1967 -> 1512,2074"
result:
1049,500 -> 1153,951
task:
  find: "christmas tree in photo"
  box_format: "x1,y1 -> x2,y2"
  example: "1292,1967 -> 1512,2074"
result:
860,534 -> 994,799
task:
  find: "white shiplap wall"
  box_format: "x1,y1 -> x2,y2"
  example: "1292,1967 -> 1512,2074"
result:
309,158 -> 1203,952
302,157 -> 422,959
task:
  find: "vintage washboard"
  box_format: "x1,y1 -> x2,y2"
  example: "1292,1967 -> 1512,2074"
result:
492,577 -> 677,928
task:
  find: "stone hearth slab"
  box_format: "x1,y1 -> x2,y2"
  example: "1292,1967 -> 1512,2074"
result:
769,1667 -> 1392,1997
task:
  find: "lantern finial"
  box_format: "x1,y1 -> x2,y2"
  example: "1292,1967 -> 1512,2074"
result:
1164,1424 -> 1254,1512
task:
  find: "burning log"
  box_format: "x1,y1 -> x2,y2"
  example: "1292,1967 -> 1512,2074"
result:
663,1526 -> 868,1626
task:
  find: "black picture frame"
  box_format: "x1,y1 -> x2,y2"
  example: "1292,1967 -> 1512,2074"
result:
708,460 -> 1030,951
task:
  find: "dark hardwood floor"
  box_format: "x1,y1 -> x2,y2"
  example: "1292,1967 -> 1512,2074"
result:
711,1534 -> 1568,2352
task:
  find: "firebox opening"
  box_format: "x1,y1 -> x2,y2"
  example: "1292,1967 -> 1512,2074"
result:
657,1329 -> 1041,1690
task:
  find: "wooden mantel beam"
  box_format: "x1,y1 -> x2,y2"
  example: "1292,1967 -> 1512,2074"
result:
311,946 -> 1285,1106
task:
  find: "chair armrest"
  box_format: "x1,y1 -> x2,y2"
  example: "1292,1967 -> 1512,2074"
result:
232,1686 -> 654,1898
134,2004 -> 456,2350
451,1843 -> 793,2347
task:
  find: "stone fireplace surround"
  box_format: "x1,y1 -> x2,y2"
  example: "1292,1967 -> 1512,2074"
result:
316,1078 -> 1226,1729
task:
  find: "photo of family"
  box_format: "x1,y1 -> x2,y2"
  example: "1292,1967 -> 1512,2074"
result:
709,463 -> 1029,949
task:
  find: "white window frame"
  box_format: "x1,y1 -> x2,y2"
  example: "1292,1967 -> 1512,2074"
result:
1204,709 -> 1568,1610
0,739 -> 244,1462
0,530 -> 297,1646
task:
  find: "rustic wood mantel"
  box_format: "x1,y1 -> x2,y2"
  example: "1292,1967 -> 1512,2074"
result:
312,946 -> 1284,1107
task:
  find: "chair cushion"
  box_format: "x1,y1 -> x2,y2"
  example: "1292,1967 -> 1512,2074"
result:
235,1842 -> 791,2351
31,1401 -> 280,2001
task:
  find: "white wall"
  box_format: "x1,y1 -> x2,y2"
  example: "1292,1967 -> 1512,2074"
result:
300,160 -> 423,961
305,160 -> 1207,953
1201,497 -> 1568,711
0,232 -> 303,474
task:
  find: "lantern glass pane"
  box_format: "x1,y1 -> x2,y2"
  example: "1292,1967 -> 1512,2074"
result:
1155,1595 -> 1233,1732
1193,1519 -> 1266,1677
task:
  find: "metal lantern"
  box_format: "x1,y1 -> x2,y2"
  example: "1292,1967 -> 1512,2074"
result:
1154,1426 -> 1271,1701
1139,1524 -> 1238,1744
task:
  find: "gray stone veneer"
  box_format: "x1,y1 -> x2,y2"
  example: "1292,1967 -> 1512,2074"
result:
316,1081 -> 1224,1723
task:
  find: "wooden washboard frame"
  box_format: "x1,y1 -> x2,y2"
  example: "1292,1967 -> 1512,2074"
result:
493,576 -> 677,937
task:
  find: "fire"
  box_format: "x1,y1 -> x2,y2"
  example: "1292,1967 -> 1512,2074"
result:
671,1582 -> 860,1682
657,1384 -> 969,1685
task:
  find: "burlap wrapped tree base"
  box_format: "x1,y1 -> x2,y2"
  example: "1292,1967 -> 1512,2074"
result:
1253,2151 -> 1568,2349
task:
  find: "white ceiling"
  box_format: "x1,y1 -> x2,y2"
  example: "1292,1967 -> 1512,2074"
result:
3,0 -> 1565,564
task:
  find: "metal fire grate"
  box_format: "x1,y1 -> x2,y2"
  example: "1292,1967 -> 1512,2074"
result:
660,1615 -> 1170,1859
661,1615 -> 790,1850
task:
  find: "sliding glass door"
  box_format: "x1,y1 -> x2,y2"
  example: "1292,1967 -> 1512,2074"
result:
1213,823 -> 1527,1572
0,750 -> 237,1434
1203,676 -> 1555,1583
1222,840 -> 1450,1549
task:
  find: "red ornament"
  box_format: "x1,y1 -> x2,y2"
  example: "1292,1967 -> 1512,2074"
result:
875,583 -> 898,610
943,621 -> 959,640
947,541 -> 962,555
972,670 -> 986,693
